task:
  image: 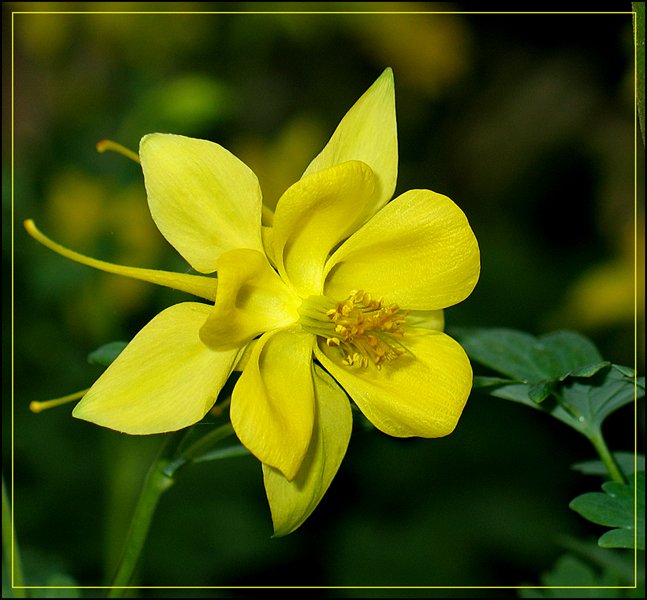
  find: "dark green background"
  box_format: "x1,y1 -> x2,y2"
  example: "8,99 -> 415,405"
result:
5,3 -> 643,595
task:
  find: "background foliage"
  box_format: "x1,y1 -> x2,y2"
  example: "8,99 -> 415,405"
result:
5,3 -> 644,595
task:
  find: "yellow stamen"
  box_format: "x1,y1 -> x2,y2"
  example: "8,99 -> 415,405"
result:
30,388 -> 90,413
24,220 -> 217,302
96,139 -> 141,164
298,290 -> 409,369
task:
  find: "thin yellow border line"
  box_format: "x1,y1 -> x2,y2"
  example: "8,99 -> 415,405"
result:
8,581 -> 644,590
634,6 -> 639,585
11,8 -> 16,596
9,11 -> 637,15
11,7 -> 641,592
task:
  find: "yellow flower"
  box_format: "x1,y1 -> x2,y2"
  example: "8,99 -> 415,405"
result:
25,68 -> 480,536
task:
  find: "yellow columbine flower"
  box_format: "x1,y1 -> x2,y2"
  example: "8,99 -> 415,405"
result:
25,68 -> 480,536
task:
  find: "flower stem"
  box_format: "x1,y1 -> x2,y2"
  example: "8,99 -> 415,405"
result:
589,428 -> 628,485
2,475 -> 27,597
161,422 -> 236,477
107,430 -> 186,596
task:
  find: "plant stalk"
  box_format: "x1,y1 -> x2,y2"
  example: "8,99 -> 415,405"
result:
107,430 -> 185,597
589,428 -> 628,485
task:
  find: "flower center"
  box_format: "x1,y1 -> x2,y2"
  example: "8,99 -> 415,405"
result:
298,290 -> 408,369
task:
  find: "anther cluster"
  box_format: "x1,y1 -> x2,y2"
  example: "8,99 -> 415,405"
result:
324,290 -> 408,369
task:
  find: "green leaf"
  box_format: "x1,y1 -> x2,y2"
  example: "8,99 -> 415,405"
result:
527,361 -> 612,404
542,554 -> 622,592
556,365 -> 641,436
87,340 -> 128,366
570,471 -> 645,550
458,328 -> 642,443
472,364 -> 640,443
520,536 -> 643,596
30,574 -> 82,598
558,536 -> 641,585
613,364 -> 639,378
572,453 -> 645,478
529,379 -> 558,403
161,422 -> 240,477
473,377 -> 538,404
192,443 -> 250,462
452,328 -> 603,383
519,554 -> 622,597
566,362 -> 613,379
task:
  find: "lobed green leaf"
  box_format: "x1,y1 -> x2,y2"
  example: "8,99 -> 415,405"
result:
569,471 -> 645,550
452,328 -> 603,383
458,328 -> 642,442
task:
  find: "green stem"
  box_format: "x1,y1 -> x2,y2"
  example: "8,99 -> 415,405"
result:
107,430 -> 186,597
161,422 -> 236,477
554,388 -> 628,485
589,428 -> 628,485
2,475 -> 27,598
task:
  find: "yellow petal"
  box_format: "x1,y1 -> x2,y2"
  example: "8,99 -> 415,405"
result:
24,220 -> 217,301
231,328 -> 315,481
315,327 -> 472,438
140,134 -> 264,273
302,68 -> 397,233
261,225 -> 276,267
233,339 -> 257,372
199,249 -> 300,350
73,303 -> 239,434
263,365 -> 352,537
324,189 -> 480,310
273,161 -> 375,297
406,309 -> 445,331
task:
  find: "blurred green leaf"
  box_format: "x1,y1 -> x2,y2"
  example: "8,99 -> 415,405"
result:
87,341 -> 128,367
519,554 -> 622,597
542,554 -> 621,592
519,536 -> 644,597
30,574 -> 82,598
570,471 -> 645,550
558,536 -> 642,586
572,453 -> 645,477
